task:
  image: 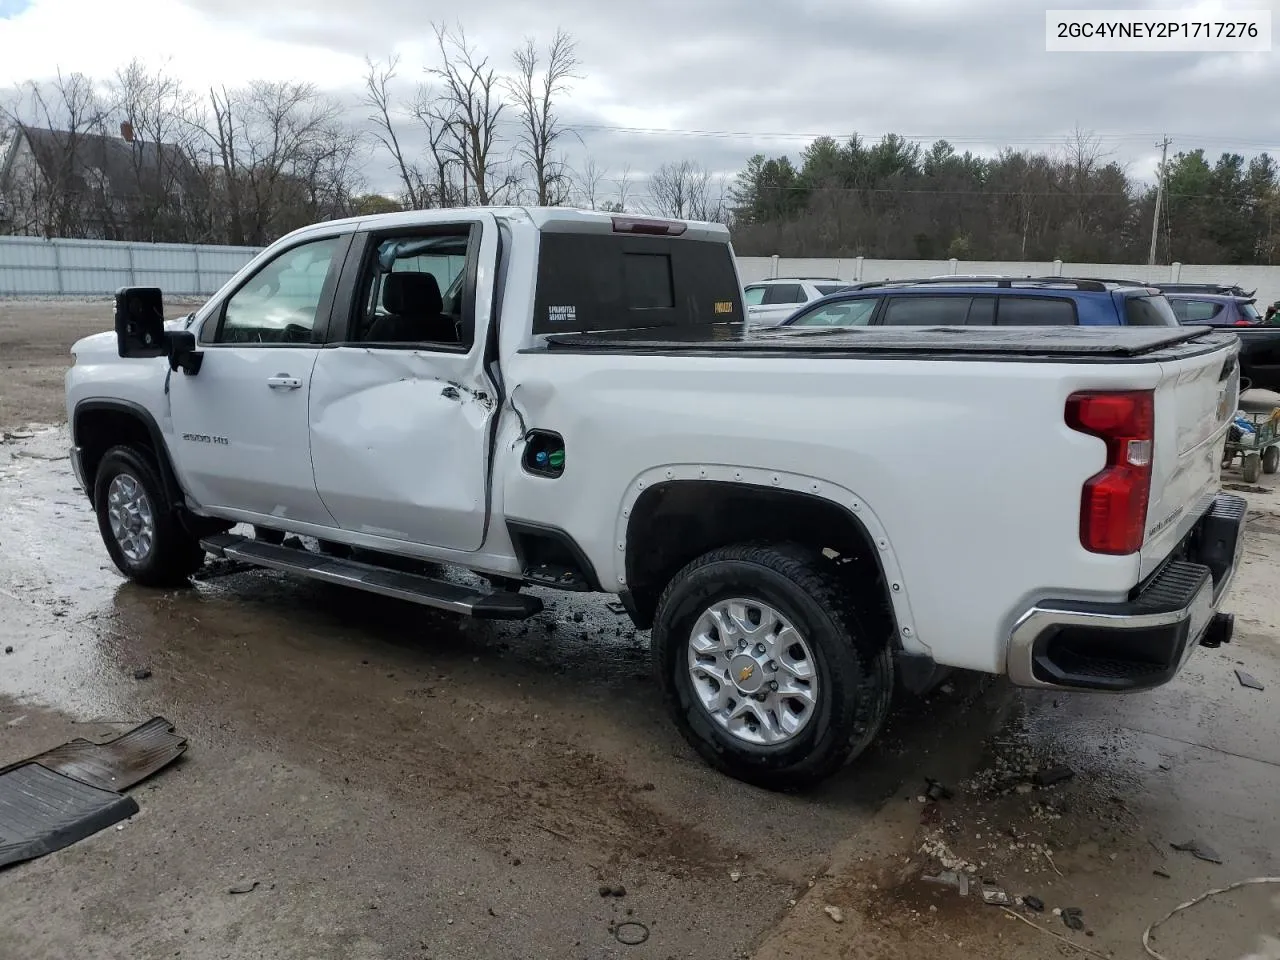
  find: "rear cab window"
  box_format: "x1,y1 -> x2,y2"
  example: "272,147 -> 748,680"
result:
1124,294 -> 1180,326
533,230 -> 744,334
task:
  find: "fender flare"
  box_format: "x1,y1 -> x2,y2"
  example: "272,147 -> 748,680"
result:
72,398 -> 186,511
613,463 -> 928,657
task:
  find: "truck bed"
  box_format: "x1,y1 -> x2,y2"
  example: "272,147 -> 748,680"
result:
540,324 -> 1234,363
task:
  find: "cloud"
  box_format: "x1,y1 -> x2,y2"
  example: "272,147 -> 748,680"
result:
1,0 -> 1276,199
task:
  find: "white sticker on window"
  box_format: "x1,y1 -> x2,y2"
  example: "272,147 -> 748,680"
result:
548,305 -> 577,323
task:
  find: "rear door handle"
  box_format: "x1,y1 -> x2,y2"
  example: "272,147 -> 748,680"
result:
267,376 -> 302,390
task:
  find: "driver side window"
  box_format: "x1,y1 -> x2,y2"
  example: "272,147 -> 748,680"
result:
211,235 -> 344,345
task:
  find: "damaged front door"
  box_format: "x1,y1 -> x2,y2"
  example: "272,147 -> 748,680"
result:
308,216 -> 499,551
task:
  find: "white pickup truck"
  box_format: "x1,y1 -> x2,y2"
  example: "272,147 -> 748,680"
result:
66,207 -> 1246,789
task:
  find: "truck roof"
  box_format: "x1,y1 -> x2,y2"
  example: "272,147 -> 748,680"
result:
284,206 -> 732,243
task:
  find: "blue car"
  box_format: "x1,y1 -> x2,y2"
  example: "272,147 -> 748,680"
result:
778,277 -> 1180,328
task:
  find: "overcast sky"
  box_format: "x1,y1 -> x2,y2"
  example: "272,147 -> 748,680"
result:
1,0 -> 1276,201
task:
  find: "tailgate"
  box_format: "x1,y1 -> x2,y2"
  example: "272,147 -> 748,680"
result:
1140,341 -> 1241,577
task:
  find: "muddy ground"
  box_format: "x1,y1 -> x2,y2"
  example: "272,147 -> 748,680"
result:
2,297 -> 1280,960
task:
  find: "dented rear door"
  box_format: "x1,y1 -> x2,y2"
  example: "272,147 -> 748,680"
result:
307,212 -> 500,551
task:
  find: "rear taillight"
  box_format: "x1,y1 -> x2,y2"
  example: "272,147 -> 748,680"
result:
1066,390 -> 1155,555
1234,319 -> 1255,326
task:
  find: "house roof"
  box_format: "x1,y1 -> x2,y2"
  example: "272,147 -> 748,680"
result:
4,125 -> 201,197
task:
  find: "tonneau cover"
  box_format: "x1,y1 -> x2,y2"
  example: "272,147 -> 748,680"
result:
540,323 -> 1232,360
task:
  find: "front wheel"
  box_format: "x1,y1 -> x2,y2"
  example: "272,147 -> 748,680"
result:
94,445 -> 205,587
1263,446 -> 1279,475
652,542 -> 894,790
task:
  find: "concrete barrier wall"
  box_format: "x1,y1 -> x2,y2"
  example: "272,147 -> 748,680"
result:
3,236 -> 1278,307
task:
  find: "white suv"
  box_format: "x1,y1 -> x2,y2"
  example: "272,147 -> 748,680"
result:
744,277 -> 852,326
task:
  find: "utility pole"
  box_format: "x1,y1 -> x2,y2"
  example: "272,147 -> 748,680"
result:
1148,136 -> 1171,266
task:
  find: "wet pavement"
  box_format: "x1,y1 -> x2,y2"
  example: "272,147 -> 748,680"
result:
3,422 -> 1280,960
0,426 -> 996,960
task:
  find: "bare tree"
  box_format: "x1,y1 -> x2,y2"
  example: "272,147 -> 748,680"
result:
410,84 -> 463,207
648,159 -> 716,220
613,161 -> 633,212
109,59 -> 207,241
507,29 -> 579,205
425,22 -> 512,205
200,81 -> 361,245
362,55 -> 425,209
573,156 -> 606,210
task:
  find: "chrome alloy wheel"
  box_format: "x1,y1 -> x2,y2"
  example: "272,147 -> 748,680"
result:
106,473 -> 155,563
686,598 -> 820,746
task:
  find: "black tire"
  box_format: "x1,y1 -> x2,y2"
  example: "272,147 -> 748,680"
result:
1264,446 -> 1279,475
94,445 -> 205,587
1243,452 -> 1262,483
653,542 -> 894,790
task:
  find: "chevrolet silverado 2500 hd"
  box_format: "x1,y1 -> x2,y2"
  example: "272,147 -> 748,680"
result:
66,207 -> 1246,788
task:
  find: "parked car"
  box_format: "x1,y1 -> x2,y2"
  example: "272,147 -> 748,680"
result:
1157,282 -> 1256,299
67,209 -> 1244,789
1165,293 -> 1263,327
1164,292 -> 1280,391
778,277 -> 1180,328
744,277 -> 854,327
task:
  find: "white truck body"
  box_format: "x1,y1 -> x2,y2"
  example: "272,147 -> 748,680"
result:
66,207 -> 1247,788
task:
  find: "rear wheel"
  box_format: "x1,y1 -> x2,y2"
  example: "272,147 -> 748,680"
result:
1263,446 -> 1279,475
94,446 -> 205,587
653,542 -> 893,790
1243,452 -> 1262,483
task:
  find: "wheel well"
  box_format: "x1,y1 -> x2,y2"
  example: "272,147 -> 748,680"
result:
624,481 -> 898,643
73,403 -> 179,509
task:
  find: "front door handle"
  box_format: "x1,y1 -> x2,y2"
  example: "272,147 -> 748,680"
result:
266,376 -> 302,390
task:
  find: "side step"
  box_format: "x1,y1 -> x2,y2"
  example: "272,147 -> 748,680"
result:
199,534 -> 543,620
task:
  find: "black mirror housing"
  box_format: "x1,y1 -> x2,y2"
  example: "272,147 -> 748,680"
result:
114,286 -> 166,358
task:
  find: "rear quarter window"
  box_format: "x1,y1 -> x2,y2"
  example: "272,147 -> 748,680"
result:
1171,299 -> 1224,323
533,232 -> 744,333
995,296 -> 1077,325
1125,294 -> 1180,327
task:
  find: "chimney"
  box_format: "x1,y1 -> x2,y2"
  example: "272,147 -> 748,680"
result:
120,121 -> 134,143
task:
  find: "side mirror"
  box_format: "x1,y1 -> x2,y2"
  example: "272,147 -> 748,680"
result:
114,286 -> 166,358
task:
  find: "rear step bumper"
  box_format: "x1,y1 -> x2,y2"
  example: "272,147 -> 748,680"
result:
1006,493 -> 1247,692
200,534 -> 543,620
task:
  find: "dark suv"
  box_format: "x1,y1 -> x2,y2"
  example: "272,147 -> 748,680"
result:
778,277 -> 1179,328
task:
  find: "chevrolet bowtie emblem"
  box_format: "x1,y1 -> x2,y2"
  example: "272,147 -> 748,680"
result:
738,664 -> 755,684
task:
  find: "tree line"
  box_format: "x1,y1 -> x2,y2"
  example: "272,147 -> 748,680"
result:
728,132 -> 1280,265
1,33 -> 1276,265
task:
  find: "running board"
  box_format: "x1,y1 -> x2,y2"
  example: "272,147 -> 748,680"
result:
199,534 -> 543,620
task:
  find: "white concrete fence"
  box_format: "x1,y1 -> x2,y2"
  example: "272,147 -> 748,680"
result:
2,235 -> 1278,307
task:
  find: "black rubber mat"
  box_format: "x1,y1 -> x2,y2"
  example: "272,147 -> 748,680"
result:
0,717 -> 186,792
0,763 -> 139,869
